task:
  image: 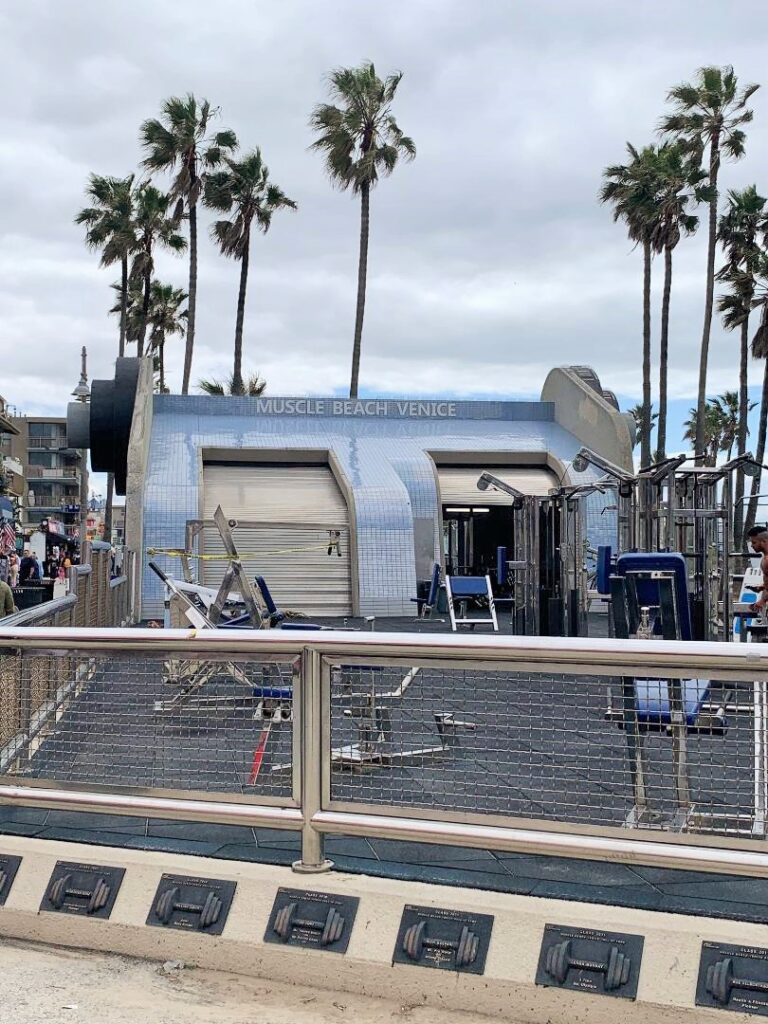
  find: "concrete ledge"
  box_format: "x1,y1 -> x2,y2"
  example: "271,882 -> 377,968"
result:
0,834 -> 760,1022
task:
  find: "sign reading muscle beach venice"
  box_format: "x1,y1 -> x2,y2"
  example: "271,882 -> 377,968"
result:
249,398 -> 459,417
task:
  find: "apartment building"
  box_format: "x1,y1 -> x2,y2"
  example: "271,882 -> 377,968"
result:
0,397 -> 23,536
9,417 -> 84,543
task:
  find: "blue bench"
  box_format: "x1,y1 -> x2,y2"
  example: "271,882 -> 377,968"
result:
410,562 -> 441,618
445,574 -> 498,631
633,678 -> 712,729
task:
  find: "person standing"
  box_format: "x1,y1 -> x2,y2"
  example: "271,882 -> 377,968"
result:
19,549 -> 35,583
0,576 -> 16,617
8,552 -> 19,588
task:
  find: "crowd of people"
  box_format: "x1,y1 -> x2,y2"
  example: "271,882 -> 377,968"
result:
0,545 -> 77,618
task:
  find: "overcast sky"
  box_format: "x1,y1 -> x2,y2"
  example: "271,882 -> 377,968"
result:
1,0 -> 768,427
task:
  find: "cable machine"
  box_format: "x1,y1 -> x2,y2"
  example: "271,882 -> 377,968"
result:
576,447 -> 763,642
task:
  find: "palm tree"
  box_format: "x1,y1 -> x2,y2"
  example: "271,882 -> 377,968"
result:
111,279 -> 187,391
140,95 -> 238,395
109,277 -> 143,346
146,282 -> 188,393
747,268 -> 768,531
131,184 -> 187,357
717,186 -> 768,542
198,373 -> 267,396
682,398 -> 742,466
600,143 -> 661,466
628,403 -> 658,450
76,174 -> 138,357
75,172 -> 138,542
203,150 -> 296,395
712,390 -> 742,459
310,62 -> 416,398
660,65 -> 759,462
649,144 -> 708,459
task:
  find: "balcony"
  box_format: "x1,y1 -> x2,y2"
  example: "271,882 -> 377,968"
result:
26,466 -> 79,480
28,436 -> 68,450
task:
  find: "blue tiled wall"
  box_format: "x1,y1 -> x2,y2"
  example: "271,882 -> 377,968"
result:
141,397 -> 615,618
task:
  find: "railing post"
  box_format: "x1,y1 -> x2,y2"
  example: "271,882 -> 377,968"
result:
293,646 -> 332,873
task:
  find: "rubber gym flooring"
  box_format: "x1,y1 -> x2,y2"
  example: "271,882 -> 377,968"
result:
3,611 -> 768,925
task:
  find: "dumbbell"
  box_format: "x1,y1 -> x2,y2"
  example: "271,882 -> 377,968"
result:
402,921 -> 479,967
273,903 -> 345,945
154,887 -> 222,929
48,874 -> 111,914
707,956 -> 768,1005
544,939 -> 631,991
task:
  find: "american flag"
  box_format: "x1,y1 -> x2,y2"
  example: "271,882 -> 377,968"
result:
1,520 -> 16,552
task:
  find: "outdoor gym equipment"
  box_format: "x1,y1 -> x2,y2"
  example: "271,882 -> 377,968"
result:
607,551 -> 768,837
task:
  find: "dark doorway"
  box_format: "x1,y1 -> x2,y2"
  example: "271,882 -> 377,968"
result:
442,506 -> 514,591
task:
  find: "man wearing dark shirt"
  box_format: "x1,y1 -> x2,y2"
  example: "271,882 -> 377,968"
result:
19,549 -> 40,583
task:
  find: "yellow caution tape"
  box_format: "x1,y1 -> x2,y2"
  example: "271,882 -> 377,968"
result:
147,542 -> 340,559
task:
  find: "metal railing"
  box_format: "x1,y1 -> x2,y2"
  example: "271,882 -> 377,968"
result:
4,559 -> 131,633
26,466 -> 79,479
2,628 -> 768,878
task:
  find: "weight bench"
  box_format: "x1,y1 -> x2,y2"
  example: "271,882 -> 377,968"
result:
445,575 -> 498,632
607,553 -> 737,832
410,562 -> 441,618
615,551 -> 693,640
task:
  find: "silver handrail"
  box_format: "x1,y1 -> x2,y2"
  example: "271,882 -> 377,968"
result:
1,626 -> 767,678
4,627 -> 768,876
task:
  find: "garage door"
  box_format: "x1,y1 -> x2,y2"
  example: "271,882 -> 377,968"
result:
437,465 -> 558,505
202,463 -> 353,616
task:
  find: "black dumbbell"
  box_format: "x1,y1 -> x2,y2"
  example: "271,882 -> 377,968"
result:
707,956 -> 768,1005
273,903 -> 345,945
154,887 -> 222,929
402,921 -> 478,967
48,874 -> 110,914
545,940 -> 631,991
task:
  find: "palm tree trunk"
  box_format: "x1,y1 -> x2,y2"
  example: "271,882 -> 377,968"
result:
137,258 -> 151,359
746,358 -> 768,534
694,137 -> 720,463
349,182 -> 370,400
641,238 -> 652,467
118,257 -> 128,359
181,201 -> 197,395
232,225 -> 250,395
734,316 -> 750,546
656,245 -> 673,460
159,334 -> 166,394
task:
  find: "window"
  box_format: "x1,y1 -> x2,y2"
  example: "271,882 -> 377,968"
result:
28,452 -> 56,468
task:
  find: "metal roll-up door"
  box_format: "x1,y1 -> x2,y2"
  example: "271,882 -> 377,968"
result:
202,463 -> 352,616
438,465 -> 558,506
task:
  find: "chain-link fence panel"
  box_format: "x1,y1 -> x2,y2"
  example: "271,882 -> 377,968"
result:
327,661 -> 764,837
1,649 -> 298,802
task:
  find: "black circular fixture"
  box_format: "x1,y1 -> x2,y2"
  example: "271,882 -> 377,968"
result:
67,357 -> 140,497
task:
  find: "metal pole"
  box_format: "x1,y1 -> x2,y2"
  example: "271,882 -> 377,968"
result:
294,646 -> 332,873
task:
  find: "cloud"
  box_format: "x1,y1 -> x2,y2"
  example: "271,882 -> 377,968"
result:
1,0 -> 767,420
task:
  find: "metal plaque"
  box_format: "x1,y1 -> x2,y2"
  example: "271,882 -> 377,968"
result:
147,874 -> 237,935
264,888 -> 359,954
0,854 -> 21,907
40,861 -> 125,920
697,941 -> 768,1015
535,924 -> 644,1000
392,904 -> 494,975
